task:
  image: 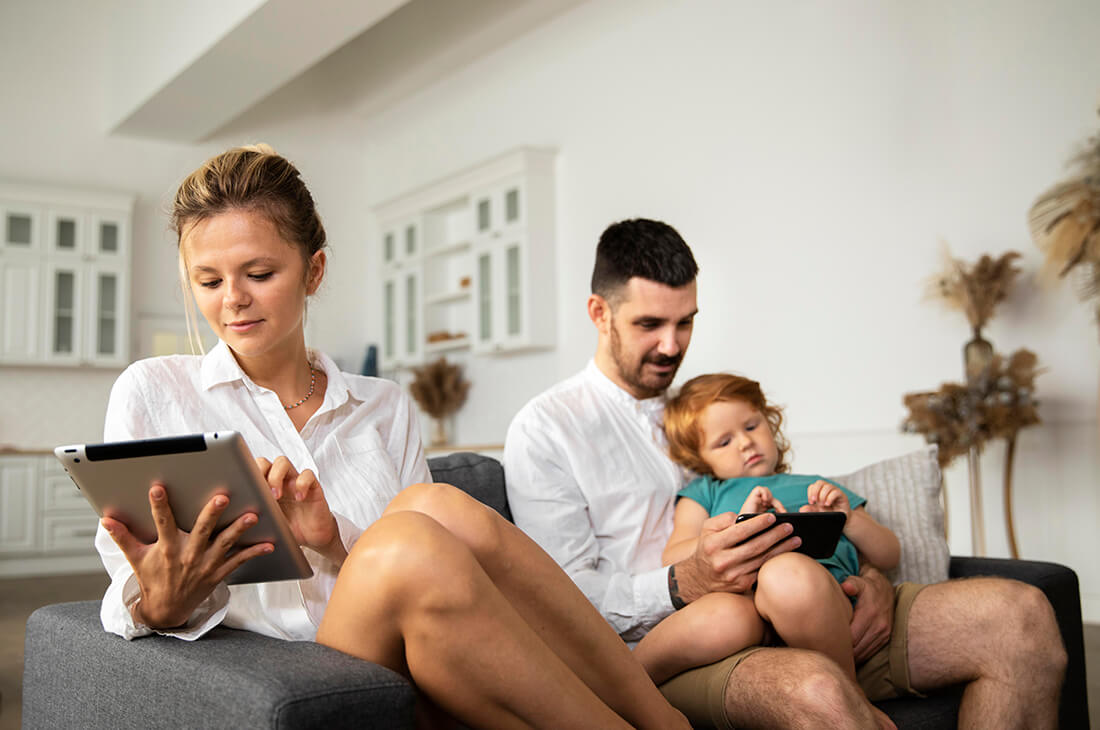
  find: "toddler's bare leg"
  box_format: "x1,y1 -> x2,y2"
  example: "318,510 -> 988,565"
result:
753,552 -> 857,680
634,592 -> 765,684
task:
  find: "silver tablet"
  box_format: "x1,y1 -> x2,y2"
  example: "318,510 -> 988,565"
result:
54,431 -> 313,585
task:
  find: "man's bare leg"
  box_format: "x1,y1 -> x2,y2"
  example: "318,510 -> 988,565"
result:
905,577 -> 1066,730
724,647 -> 888,729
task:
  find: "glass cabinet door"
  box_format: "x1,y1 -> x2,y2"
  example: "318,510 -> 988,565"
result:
90,213 -> 127,259
84,263 -> 127,364
476,250 -> 493,346
2,204 -> 41,252
47,211 -> 82,256
44,262 -> 82,362
505,243 -> 522,337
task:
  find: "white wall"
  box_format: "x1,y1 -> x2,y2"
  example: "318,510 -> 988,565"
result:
0,1 -> 368,448
352,0 -> 1100,618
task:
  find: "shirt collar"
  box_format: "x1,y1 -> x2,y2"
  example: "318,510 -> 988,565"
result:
584,359 -> 667,420
199,340 -> 353,412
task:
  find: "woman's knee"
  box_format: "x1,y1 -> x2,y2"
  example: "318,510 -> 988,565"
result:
386,481 -> 507,557
345,510 -> 480,607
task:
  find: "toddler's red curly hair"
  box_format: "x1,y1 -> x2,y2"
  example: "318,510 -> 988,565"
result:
664,373 -> 791,477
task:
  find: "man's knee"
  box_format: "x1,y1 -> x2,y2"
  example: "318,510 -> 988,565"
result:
726,648 -> 868,727
998,580 -> 1067,677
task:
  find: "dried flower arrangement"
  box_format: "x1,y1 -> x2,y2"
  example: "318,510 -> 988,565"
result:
930,247 -> 1023,335
1028,114 -> 1100,331
902,349 -> 1042,468
408,357 -> 471,445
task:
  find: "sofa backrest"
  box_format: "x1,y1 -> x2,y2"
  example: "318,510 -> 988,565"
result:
427,452 -> 512,522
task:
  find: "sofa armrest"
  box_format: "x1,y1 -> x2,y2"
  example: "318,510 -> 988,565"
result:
23,601 -> 416,730
948,556 -> 1089,729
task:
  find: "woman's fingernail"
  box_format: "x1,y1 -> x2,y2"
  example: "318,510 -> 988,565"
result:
214,496 -> 227,508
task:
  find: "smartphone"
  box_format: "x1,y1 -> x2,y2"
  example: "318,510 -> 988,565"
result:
735,512 -> 846,559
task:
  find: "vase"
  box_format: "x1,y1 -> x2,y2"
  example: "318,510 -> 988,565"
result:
963,329 -> 994,382
430,416 -> 449,447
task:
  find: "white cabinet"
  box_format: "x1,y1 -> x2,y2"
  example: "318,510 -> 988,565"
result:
0,456 -> 39,554
0,183 -> 133,367
374,148 -> 556,370
0,454 -> 101,576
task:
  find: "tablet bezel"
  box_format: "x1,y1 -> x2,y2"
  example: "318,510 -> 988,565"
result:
55,431 -> 313,585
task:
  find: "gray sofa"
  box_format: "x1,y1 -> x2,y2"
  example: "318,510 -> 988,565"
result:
23,452 -> 1090,729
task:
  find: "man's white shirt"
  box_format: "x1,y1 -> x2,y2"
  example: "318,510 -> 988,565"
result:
504,360 -> 688,642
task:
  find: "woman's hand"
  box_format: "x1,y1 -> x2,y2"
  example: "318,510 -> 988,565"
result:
255,456 -> 346,564
101,483 -> 272,629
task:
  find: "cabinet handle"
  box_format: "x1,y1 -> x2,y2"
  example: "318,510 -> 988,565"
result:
71,529 -> 98,538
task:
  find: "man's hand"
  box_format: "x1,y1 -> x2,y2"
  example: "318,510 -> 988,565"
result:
671,511 -> 799,604
842,564 -> 895,662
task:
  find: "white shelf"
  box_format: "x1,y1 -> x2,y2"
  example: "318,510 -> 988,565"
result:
424,336 -> 470,355
426,239 -> 471,258
426,289 -> 472,306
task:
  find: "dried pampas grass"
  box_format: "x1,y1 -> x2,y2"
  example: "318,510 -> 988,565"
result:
408,357 -> 470,420
1028,114 -> 1100,327
929,246 -> 1023,332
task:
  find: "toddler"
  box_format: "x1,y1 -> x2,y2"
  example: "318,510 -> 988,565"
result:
635,373 -> 900,696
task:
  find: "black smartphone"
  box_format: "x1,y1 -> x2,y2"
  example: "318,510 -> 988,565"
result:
735,512 -> 847,559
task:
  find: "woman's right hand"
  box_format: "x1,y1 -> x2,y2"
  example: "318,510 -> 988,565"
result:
100,482 -> 272,629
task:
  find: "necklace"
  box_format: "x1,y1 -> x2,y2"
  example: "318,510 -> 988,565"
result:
284,364 -> 317,410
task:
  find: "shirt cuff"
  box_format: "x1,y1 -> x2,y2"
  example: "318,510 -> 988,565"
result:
636,565 -> 676,623
117,574 -> 230,642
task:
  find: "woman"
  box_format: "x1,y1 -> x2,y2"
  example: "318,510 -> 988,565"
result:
96,144 -> 687,729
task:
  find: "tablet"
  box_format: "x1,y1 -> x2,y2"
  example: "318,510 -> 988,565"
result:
735,512 -> 847,559
54,431 -> 313,585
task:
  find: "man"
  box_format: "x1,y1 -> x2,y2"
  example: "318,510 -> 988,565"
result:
504,218 -> 1066,729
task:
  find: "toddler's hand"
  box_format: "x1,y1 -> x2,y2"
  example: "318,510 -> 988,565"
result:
801,479 -> 851,517
739,486 -> 787,515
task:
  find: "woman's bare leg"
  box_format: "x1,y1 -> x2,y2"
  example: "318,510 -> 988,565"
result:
380,483 -> 688,729
317,510 -> 632,728
635,592 -> 765,684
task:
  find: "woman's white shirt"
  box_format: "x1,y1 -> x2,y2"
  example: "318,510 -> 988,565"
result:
96,340 -> 431,641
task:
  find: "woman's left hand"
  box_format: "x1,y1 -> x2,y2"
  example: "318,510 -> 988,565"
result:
255,456 -> 346,563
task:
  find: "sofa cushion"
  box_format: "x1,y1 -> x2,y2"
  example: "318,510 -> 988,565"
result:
428,451 -> 511,521
832,446 -> 950,585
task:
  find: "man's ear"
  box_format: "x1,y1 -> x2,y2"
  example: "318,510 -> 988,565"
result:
587,293 -> 612,335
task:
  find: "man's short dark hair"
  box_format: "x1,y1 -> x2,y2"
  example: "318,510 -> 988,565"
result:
591,218 -> 699,302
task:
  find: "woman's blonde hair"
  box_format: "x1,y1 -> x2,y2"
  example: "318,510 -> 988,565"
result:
172,144 -> 327,353
664,373 -> 791,476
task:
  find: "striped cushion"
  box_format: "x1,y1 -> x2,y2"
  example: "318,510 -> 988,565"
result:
832,446 -> 949,585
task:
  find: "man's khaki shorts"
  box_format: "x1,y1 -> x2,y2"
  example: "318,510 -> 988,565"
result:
658,582 -> 926,729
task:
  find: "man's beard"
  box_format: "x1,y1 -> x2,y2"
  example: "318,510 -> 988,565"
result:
609,321 -> 683,399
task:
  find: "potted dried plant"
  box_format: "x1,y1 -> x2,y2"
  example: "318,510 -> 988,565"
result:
906,247 -> 1038,557
408,357 -> 471,446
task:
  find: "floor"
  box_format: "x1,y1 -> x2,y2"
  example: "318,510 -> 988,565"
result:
0,573 -> 1098,729
0,572 -> 109,730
